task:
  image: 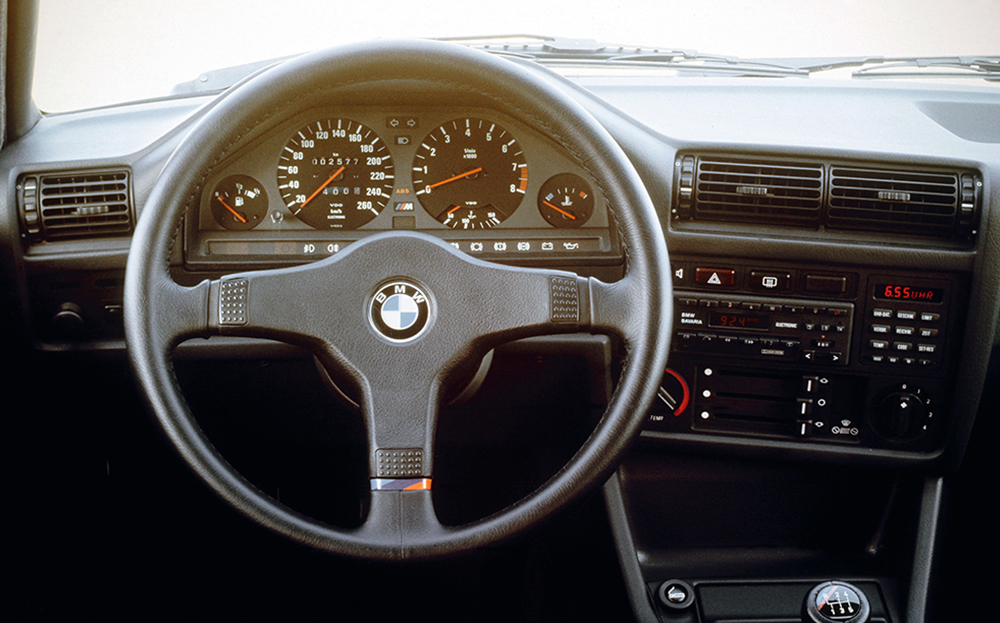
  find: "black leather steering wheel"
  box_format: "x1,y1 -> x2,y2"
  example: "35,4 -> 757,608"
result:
124,40 -> 671,560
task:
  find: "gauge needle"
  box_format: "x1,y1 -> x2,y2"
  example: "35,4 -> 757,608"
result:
300,165 -> 346,209
215,195 -> 247,223
425,167 -> 483,191
542,199 -> 577,220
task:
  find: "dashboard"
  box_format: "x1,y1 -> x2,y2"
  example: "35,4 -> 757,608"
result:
4,38 -> 1000,623
187,107 -> 618,270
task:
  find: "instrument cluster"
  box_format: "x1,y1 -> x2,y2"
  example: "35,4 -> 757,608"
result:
187,107 -> 618,269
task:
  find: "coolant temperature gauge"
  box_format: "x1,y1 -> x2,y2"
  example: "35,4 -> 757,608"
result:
537,173 -> 594,228
210,174 -> 267,230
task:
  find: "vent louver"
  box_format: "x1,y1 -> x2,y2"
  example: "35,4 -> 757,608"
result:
688,157 -> 824,227
20,170 -> 132,240
675,155 -> 979,242
828,167 -> 960,235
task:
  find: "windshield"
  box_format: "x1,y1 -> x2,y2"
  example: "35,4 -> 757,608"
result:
33,0 -> 1000,112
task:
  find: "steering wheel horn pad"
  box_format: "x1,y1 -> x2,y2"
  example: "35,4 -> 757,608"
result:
124,40 -> 671,560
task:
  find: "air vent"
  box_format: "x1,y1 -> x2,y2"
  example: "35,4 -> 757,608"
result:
19,170 -> 132,240
675,155 -> 980,242
684,157 -> 824,227
829,167 -> 962,235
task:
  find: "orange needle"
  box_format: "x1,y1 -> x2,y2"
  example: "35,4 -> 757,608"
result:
543,199 -> 577,220
300,165 -> 346,209
446,205 -> 464,215
215,195 -> 247,223
426,167 -> 483,191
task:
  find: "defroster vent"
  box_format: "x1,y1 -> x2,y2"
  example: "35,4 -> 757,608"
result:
19,170 -> 132,240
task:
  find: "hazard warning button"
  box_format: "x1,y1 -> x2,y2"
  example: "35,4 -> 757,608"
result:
694,268 -> 736,287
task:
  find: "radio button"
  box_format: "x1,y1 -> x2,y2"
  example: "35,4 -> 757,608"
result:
812,339 -> 835,349
818,351 -> 843,364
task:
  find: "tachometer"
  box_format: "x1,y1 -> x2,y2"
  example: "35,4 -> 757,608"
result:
413,118 -> 528,229
277,119 -> 394,229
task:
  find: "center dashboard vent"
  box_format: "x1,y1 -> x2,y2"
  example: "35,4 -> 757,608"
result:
828,167 -> 962,235
685,158 -> 824,226
674,155 -> 979,241
18,169 -> 133,241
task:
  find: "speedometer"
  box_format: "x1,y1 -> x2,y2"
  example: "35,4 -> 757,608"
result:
413,118 -> 528,229
276,119 -> 394,229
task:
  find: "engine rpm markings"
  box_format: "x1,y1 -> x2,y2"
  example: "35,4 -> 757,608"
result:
277,119 -> 394,229
412,118 -> 527,229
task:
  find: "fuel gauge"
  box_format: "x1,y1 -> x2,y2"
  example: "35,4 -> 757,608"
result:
211,174 -> 267,230
537,173 -> 594,228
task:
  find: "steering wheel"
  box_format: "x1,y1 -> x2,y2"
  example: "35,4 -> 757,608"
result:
124,40 -> 671,560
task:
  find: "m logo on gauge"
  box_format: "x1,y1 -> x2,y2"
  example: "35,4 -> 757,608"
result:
368,281 -> 432,342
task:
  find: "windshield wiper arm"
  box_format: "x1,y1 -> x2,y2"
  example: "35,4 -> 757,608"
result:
850,56 -> 1000,81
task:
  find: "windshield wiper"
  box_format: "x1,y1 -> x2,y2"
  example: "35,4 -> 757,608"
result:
850,56 -> 1000,82
439,34 -> 808,77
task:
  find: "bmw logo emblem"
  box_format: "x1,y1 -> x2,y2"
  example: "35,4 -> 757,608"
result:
368,281 -> 432,342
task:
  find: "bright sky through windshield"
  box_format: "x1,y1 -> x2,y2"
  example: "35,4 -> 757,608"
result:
34,0 -> 1000,111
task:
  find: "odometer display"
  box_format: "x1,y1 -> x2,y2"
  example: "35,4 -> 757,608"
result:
413,118 -> 528,229
277,119 -> 394,229
874,283 -> 944,303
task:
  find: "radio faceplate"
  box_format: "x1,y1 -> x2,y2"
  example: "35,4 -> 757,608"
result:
674,294 -> 854,366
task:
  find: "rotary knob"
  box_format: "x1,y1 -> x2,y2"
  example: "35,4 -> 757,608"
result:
874,385 -> 931,440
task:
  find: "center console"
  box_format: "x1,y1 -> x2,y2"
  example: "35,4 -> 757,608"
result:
643,256 -> 967,455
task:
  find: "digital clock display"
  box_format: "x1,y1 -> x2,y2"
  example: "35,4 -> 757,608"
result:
709,311 -> 770,330
874,283 -> 944,303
